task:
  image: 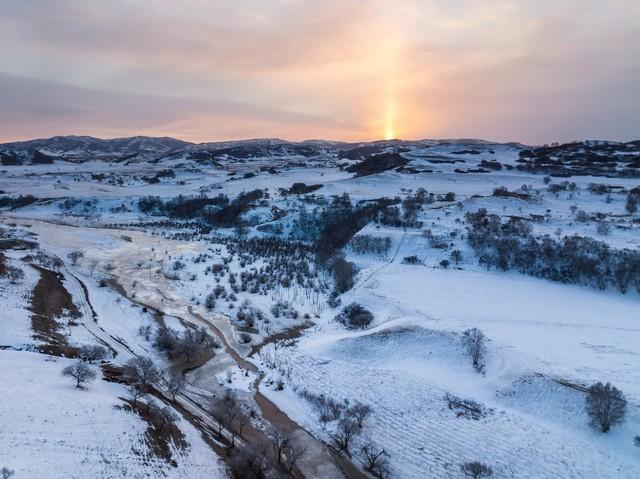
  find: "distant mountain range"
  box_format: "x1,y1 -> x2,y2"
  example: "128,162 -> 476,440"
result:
1,134 -> 637,167
0,135 -> 530,165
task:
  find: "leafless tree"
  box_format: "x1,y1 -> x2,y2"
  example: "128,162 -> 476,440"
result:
461,461 -> 493,479
128,384 -> 145,404
62,360 -> 97,388
1,467 -> 15,479
463,328 -> 486,373
208,390 -> 238,441
124,357 -> 160,394
167,375 -> 185,402
269,429 -> 290,464
67,251 -> 84,266
348,401 -> 372,428
285,444 -> 306,474
234,411 -> 249,439
157,406 -> 180,432
586,382 -> 627,433
331,417 -> 359,455
362,442 -> 390,479
229,441 -> 271,479
6,266 -> 24,284
89,260 -> 99,276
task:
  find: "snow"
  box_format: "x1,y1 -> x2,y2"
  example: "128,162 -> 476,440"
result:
1,138 -> 639,478
0,350 -> 225,479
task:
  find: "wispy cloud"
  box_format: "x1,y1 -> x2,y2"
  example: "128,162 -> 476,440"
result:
0,0 -> 638,142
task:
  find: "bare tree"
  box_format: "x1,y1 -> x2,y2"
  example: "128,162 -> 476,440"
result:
6,266 -> 25,284
89,260 -> 98,277
348,401 -> 372,428
626,193 -> 638,214
127,384 -> 145,404
286,444 -> 306,474
331,417 -> 359,455
463,328 -> 486,373
461,461 -> 493,479
451,249 -> 463,265
586,382 -> 627,433
269,429 -> 290,464
62,360 -> 97,388
229,442 -> 271,479
208,390 -> 239,442
157,406 -> 180,432
67,251 -> 84,266
1,467 -> 15,479
167,375 -> 186,402
362,442 -> 390,478
79,344 -> 108,364
124,357 -> 160,394
234,411 -> 249,439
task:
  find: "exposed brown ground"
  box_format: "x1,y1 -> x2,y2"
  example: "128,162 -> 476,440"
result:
28,265 -> 80,357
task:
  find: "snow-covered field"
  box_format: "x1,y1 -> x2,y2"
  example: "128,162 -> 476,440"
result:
1,137 -> 639,478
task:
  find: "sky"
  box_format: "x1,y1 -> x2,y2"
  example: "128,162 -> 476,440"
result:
0,0 -> 639,144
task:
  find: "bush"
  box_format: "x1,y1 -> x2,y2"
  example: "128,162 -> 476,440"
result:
335,303 -> 374,329
586,382 -> 626,433
463,328 -> 486,373
461,461 -> 493,478
402,255 -> 421,265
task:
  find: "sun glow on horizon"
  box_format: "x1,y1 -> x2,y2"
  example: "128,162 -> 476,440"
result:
384,83 -> 397,140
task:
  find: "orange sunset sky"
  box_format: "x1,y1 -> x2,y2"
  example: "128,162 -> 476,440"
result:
0,0 -> 639,144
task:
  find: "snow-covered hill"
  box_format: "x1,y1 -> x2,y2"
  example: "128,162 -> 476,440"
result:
1,135 -> 639,479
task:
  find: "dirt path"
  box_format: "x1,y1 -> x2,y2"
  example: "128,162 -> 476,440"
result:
187,309 -> 365,478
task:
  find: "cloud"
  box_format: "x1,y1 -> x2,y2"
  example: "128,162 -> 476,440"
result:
0,0 -> 638,142
0,72 -> 357,142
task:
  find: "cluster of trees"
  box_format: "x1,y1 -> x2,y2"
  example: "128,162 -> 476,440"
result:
270,300 -> 300,320
138,190 -> 265,227
0,194 -> 39,209
348,234 -> 392,257
313,195 -> 382,263
235,300 -> 267,329
154,326 -> 214,363
376,188 -> 456,228
23,250 -> 63,271
465,209 -> 640,293
200,235 -> 329,313
298,389 -> 387,477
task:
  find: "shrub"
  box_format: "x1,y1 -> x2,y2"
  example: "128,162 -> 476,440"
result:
461,461 -> 493,479
335,303 -> 374,329
586,382 -> 626,433
463,328 -> 486,373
